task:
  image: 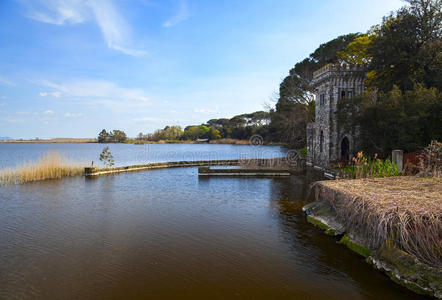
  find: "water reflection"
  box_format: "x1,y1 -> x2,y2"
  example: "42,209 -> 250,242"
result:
0,168 -> 424,299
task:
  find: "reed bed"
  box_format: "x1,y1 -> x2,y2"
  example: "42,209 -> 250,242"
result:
315,177 -> 442,267
0,151 -> 86,184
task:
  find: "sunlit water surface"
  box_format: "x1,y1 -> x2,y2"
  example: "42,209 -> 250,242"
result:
0,144 -> 424,299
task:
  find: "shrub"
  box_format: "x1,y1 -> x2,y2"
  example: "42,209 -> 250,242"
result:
341,152 -> 399,178
417,140 -> 441,178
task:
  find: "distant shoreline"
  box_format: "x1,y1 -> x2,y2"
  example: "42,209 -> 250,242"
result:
0,138 -> 283,146
0,139 -> 97,143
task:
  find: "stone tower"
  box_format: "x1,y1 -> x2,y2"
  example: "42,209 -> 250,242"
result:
306,64 -> 366,167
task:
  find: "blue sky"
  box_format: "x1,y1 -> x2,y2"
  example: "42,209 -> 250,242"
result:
0,0 -> 404,139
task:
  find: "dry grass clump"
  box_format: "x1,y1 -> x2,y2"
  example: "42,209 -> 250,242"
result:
417,140 -> 441,178
315,177 -> 442,267
0,151 -> 85,184
239,158 -> 293,169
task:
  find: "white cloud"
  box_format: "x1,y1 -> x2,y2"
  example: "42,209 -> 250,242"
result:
1,96 -> 6,99
43,110 -> 55,115
64,112 -> 83,118
133,117 -> 158,122
194,108 -> 217,114
19,0 -> 146,56
163,0 -> 189,28
39,79 -> 149,103
39,91 -> 62,97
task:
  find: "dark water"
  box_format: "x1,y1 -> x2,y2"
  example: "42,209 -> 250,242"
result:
0,143 -> 286,168
0,166 -> 424,299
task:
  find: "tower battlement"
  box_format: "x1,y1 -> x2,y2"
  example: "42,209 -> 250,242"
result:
307,64 -> 366,167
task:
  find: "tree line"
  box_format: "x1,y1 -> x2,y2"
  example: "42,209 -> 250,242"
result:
269,0 -> 441,155
135,111 -> 270,142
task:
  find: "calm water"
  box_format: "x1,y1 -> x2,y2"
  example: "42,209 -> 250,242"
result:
0,143 -> 286,168
0,144 -> 424,299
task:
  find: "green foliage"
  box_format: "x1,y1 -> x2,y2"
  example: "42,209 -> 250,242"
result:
97,129 -> 127,143
199,125 -> 210,138
299,147 -> 307,157
269,34 -> 359,148
341,152 -> 399,178
179,111 -> 270,141
99,146 -> 114,168
98,129 -> 109,143
209,128 -> 221,140
111,130 -> 127,143
146,126 -> 183,141
338,84 -> 442,156
338,33 -> 375,65
368,1 -> 442,91
182,126 -> 200,140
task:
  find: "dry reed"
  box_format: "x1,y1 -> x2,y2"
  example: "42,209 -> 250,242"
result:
239,158 -> 291,169
314,177 -> 442,267
417,140 -> 442,178
0,151 -> 86,184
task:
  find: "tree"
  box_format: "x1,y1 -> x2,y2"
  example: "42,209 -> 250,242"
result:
111,130 -> 127,143
269,34 -> 359,148
183,126 -> 200,140
368,1 -> 442,91
338,32 -> 376,65
199,125 -> 210,139
98,129 -> 110,143
209,128 -> 221,140
337,84 -> 442,156
99,146 -> 115,167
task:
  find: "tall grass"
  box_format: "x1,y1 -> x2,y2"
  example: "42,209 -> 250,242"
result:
0,151 -> 85,184
314,177 -> 442,267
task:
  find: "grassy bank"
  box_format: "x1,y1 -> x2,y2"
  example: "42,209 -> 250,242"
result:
314,177 -> 441,267
0,151 -> 86,184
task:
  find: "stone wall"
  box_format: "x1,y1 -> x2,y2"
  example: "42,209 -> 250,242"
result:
307,64 -> 366,167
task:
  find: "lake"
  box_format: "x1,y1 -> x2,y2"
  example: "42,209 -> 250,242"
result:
0,143 -> 423,299
0,143 -> 287,168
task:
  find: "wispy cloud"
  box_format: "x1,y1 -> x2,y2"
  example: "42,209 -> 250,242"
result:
133,117 -> 159,122
194,107 -> 218,114
39,79 -> 150,103
19,0 -> 146,56
163,0 -> 189,28
43,110 -> 55,115
0,76 -> 14,86
64,112 -> 83,118
39,91 -> 61,97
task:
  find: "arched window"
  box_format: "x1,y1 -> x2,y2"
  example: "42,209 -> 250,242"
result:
341,137 -> 350,162
320,130 -> 324,153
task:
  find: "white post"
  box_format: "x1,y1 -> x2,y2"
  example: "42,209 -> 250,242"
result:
392,150 -> 404,172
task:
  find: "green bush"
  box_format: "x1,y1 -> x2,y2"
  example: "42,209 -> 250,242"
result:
299,147 -> 307,157
340,152 -> 399,178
